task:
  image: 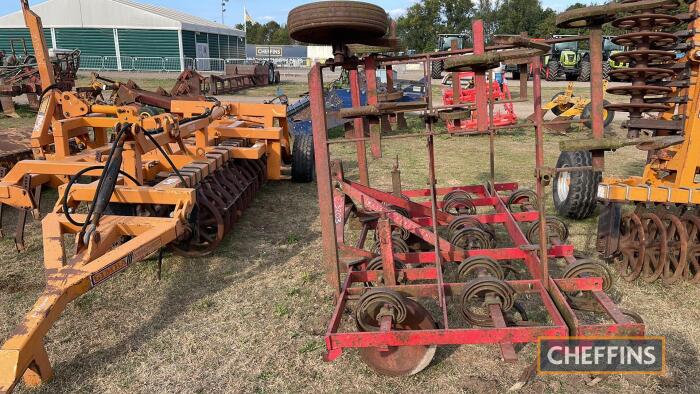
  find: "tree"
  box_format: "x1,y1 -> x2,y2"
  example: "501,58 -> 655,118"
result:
396,0 -> 476,52
235,21 -> 293,45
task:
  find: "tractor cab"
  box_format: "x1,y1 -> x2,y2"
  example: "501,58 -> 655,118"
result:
437,33 -> 468,51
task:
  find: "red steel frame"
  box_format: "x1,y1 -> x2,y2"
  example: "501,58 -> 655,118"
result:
442,72 -> 517,133
309,20 -> 643,369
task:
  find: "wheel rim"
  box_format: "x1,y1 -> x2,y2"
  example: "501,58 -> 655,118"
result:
556,170 -> 571,202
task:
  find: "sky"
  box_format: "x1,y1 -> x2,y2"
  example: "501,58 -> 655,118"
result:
0,0 -> 604,26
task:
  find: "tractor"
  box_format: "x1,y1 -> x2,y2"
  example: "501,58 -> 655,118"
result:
431,33 -> 469,79
603,36 -> 627,80
544,35 -> 590,82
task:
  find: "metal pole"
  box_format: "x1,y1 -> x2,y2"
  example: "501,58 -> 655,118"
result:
308,64 -> 341,295
532,56 -> 549,289
472,20 -> 488,133
350,69 -> 369,186
589,26 -> 605,171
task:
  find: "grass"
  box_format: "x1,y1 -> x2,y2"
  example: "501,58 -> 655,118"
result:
0,81 -> 698,393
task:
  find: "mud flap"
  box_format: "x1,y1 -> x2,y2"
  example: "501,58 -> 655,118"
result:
596,201 -> 621,258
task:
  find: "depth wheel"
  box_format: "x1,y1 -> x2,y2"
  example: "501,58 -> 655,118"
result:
356,291 -> 437,376
526,216 -> 569,244
562,259 -> 614,292
457,256 -> 504,281
507,188 -> 538,212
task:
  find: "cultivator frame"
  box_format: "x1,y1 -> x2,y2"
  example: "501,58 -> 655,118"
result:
290,1 -> 646,376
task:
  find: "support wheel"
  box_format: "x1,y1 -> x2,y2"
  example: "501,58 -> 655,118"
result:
291,132 -> 315,183
288,1 -> 389,45
552,151 -> 601,220
507,188 -> 538,212
582,100 -> 614,129
170,192 -> 226,257
355,290 -> 437,376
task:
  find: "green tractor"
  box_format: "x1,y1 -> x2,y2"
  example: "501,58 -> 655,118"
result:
544,35 -> 591,82
603,36 -> 627,81
431,33 -> 469,79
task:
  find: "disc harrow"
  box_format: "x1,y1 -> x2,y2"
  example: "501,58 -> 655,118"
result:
578,0 -> 700,287
298,1 -> 645,378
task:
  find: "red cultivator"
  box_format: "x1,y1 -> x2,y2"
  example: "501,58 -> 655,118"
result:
288,1 -> 645,378
442,72 -> 517,133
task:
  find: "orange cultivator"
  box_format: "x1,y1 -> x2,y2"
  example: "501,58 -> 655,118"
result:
0,2 -> 313,392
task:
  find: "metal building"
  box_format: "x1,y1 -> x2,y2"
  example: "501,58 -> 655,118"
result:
0,0 -> 245,71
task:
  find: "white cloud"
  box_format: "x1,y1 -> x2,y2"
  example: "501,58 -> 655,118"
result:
261,15 -> 274,21
388,8 -> 406,18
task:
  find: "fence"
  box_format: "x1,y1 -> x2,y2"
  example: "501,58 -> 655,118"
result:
78,55 -> 314,72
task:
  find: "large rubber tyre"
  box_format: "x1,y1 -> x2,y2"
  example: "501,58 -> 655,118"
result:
287,1 -> 388,45
552,151 -> 601,220
602,62 -> 611,81
431,60 -> 443,79
546,61 -> 559,81
577,61 -> 591,82
291,133 -> 315,183
549,92 -> 572,116
582,100 -> 614,129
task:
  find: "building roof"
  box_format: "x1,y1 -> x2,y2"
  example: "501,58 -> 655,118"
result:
0,0 -> 244,37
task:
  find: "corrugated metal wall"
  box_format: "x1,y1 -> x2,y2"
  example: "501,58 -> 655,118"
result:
55,28 -> 115,56
0,28 -> 52,56
118,29 -> 179,58
184,30 -> 245,59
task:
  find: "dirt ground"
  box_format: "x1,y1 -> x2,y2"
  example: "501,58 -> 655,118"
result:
0,77 -> 698,393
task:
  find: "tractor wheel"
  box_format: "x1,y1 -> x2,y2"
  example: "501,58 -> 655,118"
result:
603,62 -> 611,81
577,60 -> 591,82
552,151 -> 601,220
288,1 -> 389,45
549,92 -> 573,116
582,100 -> 614,129
546,61 -> 559,81
431,60 -> 443,79
291,132 -> 315,183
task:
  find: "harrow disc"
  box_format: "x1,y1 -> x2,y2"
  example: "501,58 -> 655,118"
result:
661,213 -> 688,285
681,213 -> 700,283
526,216 -> 569,244
447,215 -> 496,245
615,212 -> 646,281
442,193 -> 476,215
358,303 -> 436,376
640,212 -> 667,283
457,256 -> 504,281
562,259 -> 614,292
363,256 -> 406,287
459,277 -> 515,327
507,188 -> 537,212
371,234 -> 410,254
449,226 -> 492,250
170,190 -> 226,257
